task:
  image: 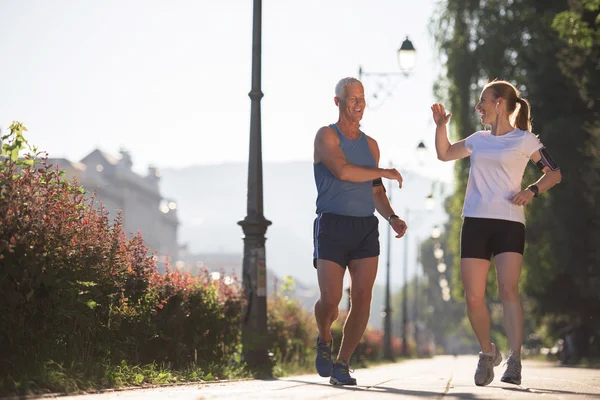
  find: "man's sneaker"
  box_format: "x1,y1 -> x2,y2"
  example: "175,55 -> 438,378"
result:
329,360 -> 357,385
474,343 -> 502,386
501,354 -> 522,385
314,337 -> 333,377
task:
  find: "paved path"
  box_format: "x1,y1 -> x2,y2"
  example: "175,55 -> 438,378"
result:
58,355 -> 600,399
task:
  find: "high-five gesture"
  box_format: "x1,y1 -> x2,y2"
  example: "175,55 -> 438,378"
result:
431,103 -> 452,127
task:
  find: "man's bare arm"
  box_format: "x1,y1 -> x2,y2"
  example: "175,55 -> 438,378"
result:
373,186 -> 394,220
371,143 -> 407,238
314,127 -> 402,185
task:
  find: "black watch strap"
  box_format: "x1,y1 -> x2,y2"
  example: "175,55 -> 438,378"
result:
388,214 -> 399,224
528,185 -> 539,197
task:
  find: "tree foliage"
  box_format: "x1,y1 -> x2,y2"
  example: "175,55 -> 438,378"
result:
431,0 -> 600,357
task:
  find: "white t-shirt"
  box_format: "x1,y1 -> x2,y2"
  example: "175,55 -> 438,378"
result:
462,128 -> 543,224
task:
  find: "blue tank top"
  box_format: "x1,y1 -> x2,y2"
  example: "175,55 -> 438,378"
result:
314,124 -> 376,217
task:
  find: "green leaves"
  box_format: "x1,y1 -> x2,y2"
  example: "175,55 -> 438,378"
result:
553,11 -> 599,48
432,0 -> 600,356
552,0 -> 600,48
85,300 -> 98,309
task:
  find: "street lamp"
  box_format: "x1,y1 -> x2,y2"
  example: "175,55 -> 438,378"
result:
416,141 -> 427,165
413,236 -> 422,356
431,225 -> 441,239
238,0 -> 272,375
397,37 -> 417,73
433,244 -> 444,260
358,36 -> 417,109
382,162 -> 394,361
357,35 -> 422,360
425,193 -> 435,211
437,262 -> 447,273
400,198 -> 435,357
382,164 -> 433,360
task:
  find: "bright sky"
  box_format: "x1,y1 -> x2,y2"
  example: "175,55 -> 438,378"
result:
0,0 -> 454,182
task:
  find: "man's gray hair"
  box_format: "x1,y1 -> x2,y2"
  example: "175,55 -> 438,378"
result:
335,77 -> 362,100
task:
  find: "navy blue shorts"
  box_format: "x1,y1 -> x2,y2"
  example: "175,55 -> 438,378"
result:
313,213 -> 380,269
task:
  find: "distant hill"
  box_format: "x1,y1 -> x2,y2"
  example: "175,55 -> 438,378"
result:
159,161 -> 450,291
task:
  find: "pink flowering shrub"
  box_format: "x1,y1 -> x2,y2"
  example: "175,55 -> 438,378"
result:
144,267 -> 242,369
0,123 -> 243,394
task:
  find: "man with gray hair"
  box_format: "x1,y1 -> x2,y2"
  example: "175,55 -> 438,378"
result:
312,77 -> 407,385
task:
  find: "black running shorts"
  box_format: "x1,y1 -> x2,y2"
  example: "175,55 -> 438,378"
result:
313,213 -> 380,269
460,217 -> 525,260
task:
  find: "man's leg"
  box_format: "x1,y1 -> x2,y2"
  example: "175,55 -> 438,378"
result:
314,260 -> 345,343
336,256 -> 378,363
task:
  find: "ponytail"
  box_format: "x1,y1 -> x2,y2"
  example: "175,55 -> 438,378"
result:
516,97 -> 532,132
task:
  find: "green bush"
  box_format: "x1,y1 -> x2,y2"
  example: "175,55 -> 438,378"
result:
143,268 -> 243,370
267,276 -> 318,375
0,123 -> 244,395
330,312 -> 388,366
267,276 -> 391,374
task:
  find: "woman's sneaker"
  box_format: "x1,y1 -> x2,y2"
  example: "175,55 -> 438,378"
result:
314,337 -> 333,377
474,343 -> 502,386
330,360 -> 357,385
501,354 -> 522,385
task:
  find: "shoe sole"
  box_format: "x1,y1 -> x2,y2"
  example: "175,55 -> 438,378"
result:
329,377 -> 357,385
317,369 -> 331,378
500,376 -> 521,385
315,360 -> 332,377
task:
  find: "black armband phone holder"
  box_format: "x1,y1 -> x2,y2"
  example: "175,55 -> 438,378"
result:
535,147 -> 560,171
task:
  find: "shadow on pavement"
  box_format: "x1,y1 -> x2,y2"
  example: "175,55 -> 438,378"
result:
502,386 -> 600,397
281,379 -> 489,399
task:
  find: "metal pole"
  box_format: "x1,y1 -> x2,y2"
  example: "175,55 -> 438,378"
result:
414,237 -> 420,357
401,208 -> 409,356
238,0 -> 272,375
383,175 -> 393,360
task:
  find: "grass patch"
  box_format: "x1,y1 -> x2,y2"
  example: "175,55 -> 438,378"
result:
1,360 -> 250,397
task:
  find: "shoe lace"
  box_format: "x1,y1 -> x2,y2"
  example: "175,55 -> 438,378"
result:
314,342 -> 331,360
337,362 -> 354,375
503,356 -> 521,377
477,353 -> 493,371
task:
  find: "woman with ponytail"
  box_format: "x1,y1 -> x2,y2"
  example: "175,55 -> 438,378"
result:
430,80 -> 562,387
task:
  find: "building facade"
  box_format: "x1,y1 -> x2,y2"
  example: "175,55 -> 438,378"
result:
49,149 -> 179,269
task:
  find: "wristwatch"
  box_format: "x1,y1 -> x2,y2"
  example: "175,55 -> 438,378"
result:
527,185 -> 539,197
387,214 -> 399,224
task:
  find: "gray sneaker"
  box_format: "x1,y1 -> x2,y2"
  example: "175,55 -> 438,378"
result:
474,344 -> 502,386
501,354 -> 522,385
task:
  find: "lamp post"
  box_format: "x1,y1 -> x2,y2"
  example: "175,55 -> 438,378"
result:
400,196 -> 435,357
382,172 -> 432,360
413,237 -> 422,356
358,36 -> 417,110
238,0 -> 272,375
356,36 -> 418,361
382,165 -> 394,361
